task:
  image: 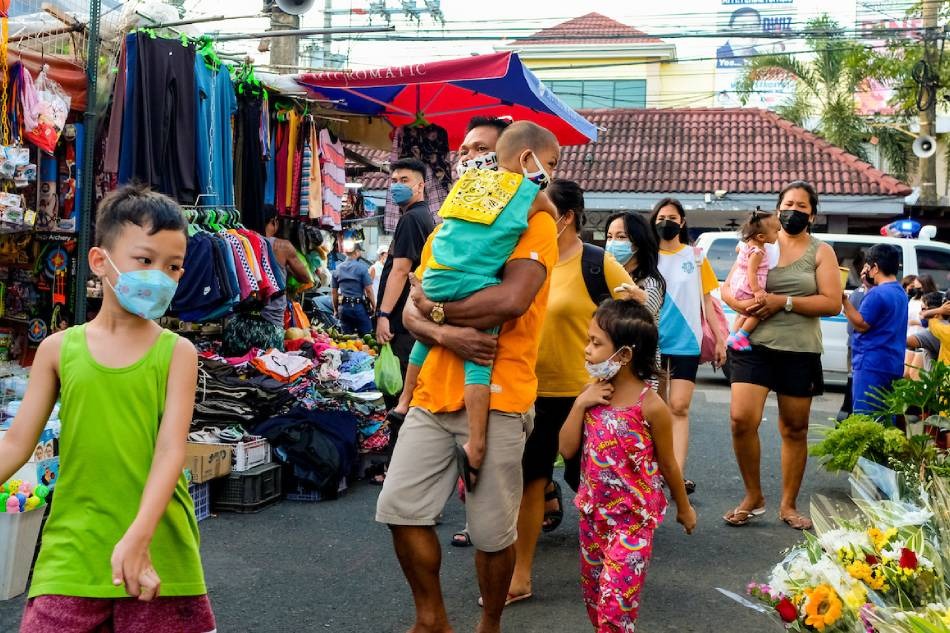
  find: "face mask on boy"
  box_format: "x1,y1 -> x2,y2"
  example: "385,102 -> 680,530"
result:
521,151 -> 551,191
103,252 -> 179,320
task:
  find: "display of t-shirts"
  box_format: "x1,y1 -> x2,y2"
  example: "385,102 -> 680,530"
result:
120,33 -> 198,203
172,226 -> 284,322
194,58 -> 237,206
319,128 -> 345,230
286,110 -> 301,213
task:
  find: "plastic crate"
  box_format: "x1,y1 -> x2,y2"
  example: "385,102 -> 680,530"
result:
199,436 -> 271,472
212,463 -> 282,513
285,477 -> 348,502
188,481 -> 211,522
0,509 -> 45,599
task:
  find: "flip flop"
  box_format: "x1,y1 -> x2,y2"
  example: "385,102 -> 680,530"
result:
542,481 -> 564,533
455,444 -> 480,493
723,506 -> 766,526
450,530 -> 472,548
477,592 -> 533,608
779,512 -> 813,531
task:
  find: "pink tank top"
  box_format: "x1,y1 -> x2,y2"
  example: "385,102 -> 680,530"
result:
575,387 -> 668,529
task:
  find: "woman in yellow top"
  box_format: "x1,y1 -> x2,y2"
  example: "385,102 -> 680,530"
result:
506,180 -> 634,605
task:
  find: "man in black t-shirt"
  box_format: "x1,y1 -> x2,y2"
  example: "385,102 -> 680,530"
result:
375,158 -> 435,376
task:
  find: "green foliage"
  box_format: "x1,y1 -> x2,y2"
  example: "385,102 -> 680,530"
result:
871,362 -> 950,419
737,15 -> 873,160
810,415 -> 912,473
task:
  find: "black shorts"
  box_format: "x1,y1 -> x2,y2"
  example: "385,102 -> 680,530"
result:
728,345 -> 824,398
660,354 -> 701,383
522,396 -> 575,484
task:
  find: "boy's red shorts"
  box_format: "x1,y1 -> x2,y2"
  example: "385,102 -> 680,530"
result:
21,594 -> 216,633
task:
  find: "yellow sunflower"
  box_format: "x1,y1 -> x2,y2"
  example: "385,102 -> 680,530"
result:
803,585 -> 843,631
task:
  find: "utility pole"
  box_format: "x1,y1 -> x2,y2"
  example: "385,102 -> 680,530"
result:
269,5 -> 300,72
919,0 -> 939,206
323,0 -> 333,67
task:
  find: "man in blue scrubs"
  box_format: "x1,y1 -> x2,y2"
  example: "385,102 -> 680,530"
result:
842,244 -> 908,414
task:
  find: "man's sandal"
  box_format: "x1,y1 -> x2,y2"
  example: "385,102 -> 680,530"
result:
542,481 -> 564,533
723,506 -> 766,526
450,530 -> 472,548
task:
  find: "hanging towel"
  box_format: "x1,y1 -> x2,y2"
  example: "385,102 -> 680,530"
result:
319,128 -> 345,230
307,124 -> 323,220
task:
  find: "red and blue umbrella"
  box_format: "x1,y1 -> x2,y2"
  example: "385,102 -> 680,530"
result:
294,51 -> 597,147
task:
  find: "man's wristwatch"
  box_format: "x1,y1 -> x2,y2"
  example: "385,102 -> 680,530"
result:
377,310 -> 391,319
784,296 -> 794,312
429,302 -> 446,325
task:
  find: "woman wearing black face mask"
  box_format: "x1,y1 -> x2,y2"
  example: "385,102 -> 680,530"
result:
906,274 -> 938,334
649,198 -> 727,496
720,181 -> 842,531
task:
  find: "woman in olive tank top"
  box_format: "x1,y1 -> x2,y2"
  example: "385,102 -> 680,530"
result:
720,182 -> 842,531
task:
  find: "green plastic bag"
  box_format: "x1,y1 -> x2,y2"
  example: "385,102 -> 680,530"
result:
374,344 -> 403,396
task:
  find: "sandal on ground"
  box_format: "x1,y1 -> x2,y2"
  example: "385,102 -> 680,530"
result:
723,506 -> 766,526
450,530 -> 472,548
366,463 -> 387,486
477,592 -> 533,608
779,512 -> 813,531
684,479 -> 696,495
542,481 -> 564,533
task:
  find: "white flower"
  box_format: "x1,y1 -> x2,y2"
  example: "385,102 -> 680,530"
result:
819,527 -> 872,555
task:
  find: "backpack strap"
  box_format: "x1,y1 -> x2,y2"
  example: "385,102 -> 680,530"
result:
581,243 -> 611,305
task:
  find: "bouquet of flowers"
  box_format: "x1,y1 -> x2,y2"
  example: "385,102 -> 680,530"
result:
721,468 -> 948,632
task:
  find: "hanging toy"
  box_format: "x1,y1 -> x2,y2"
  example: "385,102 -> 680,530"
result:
27,318 -> 47,344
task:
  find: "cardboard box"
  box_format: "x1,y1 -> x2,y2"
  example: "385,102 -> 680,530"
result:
185,443 -> 233,483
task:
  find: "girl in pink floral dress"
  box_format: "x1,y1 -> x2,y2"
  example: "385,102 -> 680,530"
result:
560,300 -> 696,632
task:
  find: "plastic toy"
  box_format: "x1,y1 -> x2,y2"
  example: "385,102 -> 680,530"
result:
7,479 -> 20,495
0,492 -> 8,507
5,496 -> 19,513
24,497 -> 40,511
17,482 -> 32,496
34,484 -> 49,500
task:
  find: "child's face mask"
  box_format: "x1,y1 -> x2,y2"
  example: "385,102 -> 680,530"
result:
521,151 -> 551,191
585,346 -> 631,382
103,252 -> 178,320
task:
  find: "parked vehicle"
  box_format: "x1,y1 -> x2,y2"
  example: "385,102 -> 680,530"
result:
695,230 -> 950,385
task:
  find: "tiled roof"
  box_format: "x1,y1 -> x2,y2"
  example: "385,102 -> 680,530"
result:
512,12 -> 664,46
350,108 -> 911,198
561,108 -> 911,196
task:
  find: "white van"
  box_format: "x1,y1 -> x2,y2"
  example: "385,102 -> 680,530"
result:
695,231 -> 950,384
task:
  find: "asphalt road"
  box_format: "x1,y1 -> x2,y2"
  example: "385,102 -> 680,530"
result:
0,373 -> 851,633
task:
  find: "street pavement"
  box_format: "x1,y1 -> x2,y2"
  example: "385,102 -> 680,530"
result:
0,373 -> 851,632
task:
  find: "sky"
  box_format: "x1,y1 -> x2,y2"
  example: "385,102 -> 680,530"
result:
177,0 -> 909,69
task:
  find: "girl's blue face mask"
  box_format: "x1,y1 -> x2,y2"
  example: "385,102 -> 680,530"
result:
104,252 -> 179,320
605,240 -> 636,265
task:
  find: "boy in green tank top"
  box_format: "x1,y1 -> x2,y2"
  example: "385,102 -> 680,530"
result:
0,185 -> 215,632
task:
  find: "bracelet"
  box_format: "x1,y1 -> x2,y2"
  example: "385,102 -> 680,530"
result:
377,311 -> 391,319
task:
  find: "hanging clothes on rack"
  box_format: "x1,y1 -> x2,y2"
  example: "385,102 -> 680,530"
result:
286,110 -> 302,215
306,123 -> 323,220
299,116 -> 313,218
318,128 -> 344,231
194,53 -> 237,206
383,123 -> 449,232
234,92 -> 267,233
119,33 -> 198,203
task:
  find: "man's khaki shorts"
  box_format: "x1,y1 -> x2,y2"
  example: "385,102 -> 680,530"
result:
375,407 -> 534,552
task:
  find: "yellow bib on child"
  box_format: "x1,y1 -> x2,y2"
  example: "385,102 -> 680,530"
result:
439,169 -> 523,225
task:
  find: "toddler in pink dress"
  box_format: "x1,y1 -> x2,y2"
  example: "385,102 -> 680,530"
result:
559,299 -> 696,632
727,210 -> 781,351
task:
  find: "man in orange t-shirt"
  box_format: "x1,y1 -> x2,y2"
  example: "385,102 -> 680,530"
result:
376,211 -> 557,633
